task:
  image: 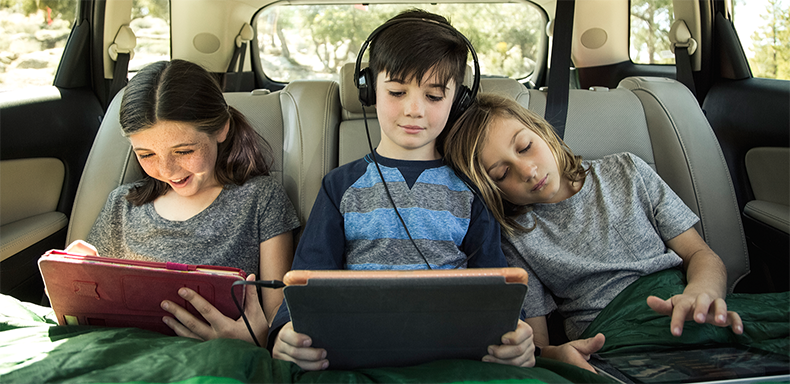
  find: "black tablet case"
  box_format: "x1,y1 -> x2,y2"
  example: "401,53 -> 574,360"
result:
284,275 -> 527,369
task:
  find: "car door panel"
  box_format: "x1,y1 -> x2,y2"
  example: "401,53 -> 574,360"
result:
0,86 -> 103,303
704,77 -> 790,293
744,147 -> 789,234
0,158 -> 67,259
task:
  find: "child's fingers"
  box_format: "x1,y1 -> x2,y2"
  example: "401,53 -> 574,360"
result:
272,323 -> 328,370
706,299 -> 744,334
160,288 -> 222,340
482,321 -> 535,367
179,287 -> 226,325
669,297 -> 693,336
708,298 -> 729,325
160,299 -> 211,340
242,274 -> 263,317
728,311 -> 744,334
692,292 -> 713,324
483,343 -> 535,367
162,315 -> 203,340
64,240 -> 98,256
276,322 -> 312,347
646,295 -> 673,315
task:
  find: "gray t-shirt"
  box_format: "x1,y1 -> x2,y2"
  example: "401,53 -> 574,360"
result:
87,175 -> 300,275
502,153 -> 698,339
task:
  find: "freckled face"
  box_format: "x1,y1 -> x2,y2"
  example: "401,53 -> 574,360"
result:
374,69 -> 456,160
479,116 -> 573,205
129,120 -> 228,198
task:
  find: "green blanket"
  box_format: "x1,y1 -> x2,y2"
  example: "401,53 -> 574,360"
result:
2,270 -> 787,383
0,295 -> 606,384
580,269 -> 790,357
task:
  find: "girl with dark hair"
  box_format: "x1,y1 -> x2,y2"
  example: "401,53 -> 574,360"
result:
66,59 -> 300,342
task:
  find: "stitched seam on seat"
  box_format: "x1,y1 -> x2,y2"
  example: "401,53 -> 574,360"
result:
1,213 -> 67,255
635,86 -> 703,228
746,203 -> 790,226
632,79 -> 750,289
282,90 -> 305,219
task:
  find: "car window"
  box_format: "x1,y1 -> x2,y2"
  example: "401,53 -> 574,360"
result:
733,0 -> 789,80
0,0 -> 169,92
254,3 -> 545,83
630,0 -> 675,65
129,0 -> 170,72
0,0 -> 76,92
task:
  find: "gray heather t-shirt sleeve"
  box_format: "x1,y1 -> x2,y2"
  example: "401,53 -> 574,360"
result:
628,153 -> 698,241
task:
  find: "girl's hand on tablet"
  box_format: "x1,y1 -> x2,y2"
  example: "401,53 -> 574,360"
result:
272,321 -> 329,370
161,273 -> 268,345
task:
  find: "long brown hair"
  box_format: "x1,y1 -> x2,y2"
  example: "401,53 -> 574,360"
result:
119,59 -> 272,206
444,93 -> 588,235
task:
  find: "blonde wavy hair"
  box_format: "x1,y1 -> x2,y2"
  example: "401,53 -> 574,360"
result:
444,93 -> 588,235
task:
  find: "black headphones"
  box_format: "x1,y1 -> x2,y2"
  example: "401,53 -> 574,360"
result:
353,17 -> 480,125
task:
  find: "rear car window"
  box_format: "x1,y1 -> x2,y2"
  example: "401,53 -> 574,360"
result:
733,0 -> 789,80
629,0 -> 675,65
128,0 -> 171,72
254,3 -> 546,83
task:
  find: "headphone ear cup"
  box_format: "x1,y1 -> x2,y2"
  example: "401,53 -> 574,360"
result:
358,67 -> 376,107
447,85 -> 473,126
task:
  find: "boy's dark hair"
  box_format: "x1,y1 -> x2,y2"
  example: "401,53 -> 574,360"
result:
369,9 -> 469,153
119,59 -> 273,206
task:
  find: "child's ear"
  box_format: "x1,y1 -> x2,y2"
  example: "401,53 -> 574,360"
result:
216,120 -> 230,143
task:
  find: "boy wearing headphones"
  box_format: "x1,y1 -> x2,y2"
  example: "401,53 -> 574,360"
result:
269,9 -> 537,371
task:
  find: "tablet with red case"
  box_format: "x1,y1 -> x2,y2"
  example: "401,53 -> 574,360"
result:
38,250 -> 246,336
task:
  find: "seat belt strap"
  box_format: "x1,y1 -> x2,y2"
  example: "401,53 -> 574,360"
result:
226,23 -> 254,92
109,52 -> 130,105
674,46 -> 696,96
107,25 -> 136,107
544,0 -> 575,140
670,19 -> 698,97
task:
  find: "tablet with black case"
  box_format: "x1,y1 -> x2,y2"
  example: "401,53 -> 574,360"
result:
283,268 -> 528,369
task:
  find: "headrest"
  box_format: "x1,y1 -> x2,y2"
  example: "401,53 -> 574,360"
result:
339,62 -> 474,115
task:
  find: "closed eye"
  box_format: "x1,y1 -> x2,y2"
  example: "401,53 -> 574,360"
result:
175,150 -> 194,155
427,94 -> 445,102
519,142 -> 532,154
495,168 -> 509,182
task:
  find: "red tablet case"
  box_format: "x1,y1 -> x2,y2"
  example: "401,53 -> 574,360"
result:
38,250 -> 246,336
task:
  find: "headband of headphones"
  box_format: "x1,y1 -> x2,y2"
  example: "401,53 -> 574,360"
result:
353,17 -> 480,111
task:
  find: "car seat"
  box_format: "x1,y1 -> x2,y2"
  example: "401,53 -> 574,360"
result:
66,80 -> 340,245
337,62 -> 748,292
